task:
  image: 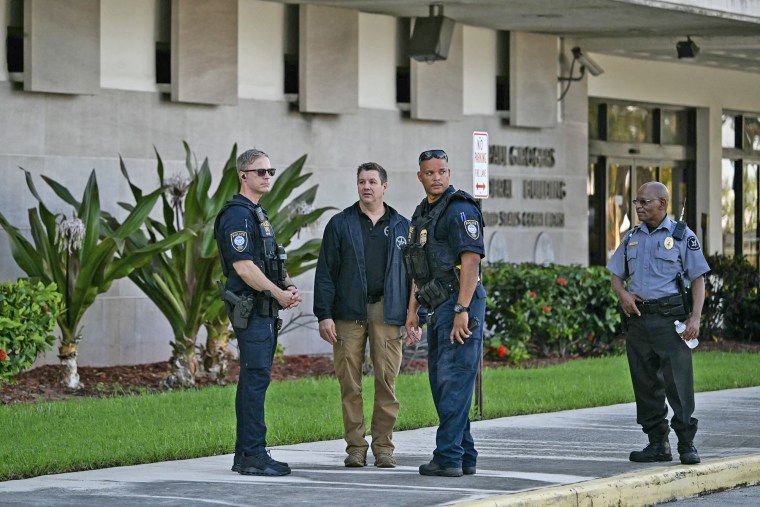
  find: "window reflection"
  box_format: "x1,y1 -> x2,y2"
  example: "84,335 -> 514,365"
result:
722,159 -> 735,257
722,114 -> 736,149
745,117 -> 760,151
743,164 -> 758,265
662,109 -> 688,145
589,103 -> 599,140
722,111 -> 760,265
607,163 -> 631,259
608,105 -> 653,143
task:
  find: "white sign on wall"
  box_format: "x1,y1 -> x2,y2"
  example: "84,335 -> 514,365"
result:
472,131 -> 489,199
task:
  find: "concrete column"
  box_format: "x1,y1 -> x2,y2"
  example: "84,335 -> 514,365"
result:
410,23 -> 463,121
299,4 -> 359,114
171,0 -> 238,105
23,0 -> 100,94
510,31 -> 558,128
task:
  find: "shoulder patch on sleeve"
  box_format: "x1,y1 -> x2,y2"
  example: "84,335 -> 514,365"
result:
464,219 -> 480,240
686,235 -> 700,251
230,231 -> 248,252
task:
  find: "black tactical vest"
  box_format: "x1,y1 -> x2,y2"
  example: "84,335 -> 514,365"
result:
409,189 -> 476,286
214,199 -> 281,284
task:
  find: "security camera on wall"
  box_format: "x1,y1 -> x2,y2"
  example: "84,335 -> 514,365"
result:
408,5 -> 455,63
571,47 -> 604,77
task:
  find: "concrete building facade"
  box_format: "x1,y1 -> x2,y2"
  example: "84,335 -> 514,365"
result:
1,0 -> 759,365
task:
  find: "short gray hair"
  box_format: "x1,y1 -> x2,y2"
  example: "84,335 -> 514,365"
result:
237,148 -> 269,172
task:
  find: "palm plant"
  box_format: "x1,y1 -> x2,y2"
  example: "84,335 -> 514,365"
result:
116,144 -> 239,387
0,169 -> 191,388
258,154 -> 331,277
117,144 -> 333,386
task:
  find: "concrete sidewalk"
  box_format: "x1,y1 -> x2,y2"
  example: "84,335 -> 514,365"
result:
3,387 -> 760,507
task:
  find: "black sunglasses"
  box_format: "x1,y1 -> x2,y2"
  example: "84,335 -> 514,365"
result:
418,149 -> 448,164
242,168 -> 276,177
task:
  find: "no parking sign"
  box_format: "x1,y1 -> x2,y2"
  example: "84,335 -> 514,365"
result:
472,131 -> 489,199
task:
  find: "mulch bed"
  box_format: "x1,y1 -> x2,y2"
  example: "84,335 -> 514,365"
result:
2,338 -> 758,405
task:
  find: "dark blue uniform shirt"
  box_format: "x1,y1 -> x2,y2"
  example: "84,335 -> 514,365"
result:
217,194 -> 276,295
420,186 -> 485,260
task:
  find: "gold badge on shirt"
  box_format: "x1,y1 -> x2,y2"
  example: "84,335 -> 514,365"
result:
664,236 -> 674,250
261,220 -> 273,237
419,229 -> 428,246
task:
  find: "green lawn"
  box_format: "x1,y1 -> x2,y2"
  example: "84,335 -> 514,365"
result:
2,351 -> 758,481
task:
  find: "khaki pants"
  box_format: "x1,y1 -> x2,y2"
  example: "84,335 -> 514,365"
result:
334,299 -> 403,457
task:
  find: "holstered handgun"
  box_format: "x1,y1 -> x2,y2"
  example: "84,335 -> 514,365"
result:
217,280 -> 254,328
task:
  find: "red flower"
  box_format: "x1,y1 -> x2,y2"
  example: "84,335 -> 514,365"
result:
0,349 -> 7,361
530,291 -> 537,298
497,345 -> 508,357
556,277 -> 568,286
587,334 -> 594,342
543,305 -> 551,313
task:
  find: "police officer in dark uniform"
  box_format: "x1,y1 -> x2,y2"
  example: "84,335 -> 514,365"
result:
214,148 -> 301,476
608,181 -> 709,465
404,149 -> 487,477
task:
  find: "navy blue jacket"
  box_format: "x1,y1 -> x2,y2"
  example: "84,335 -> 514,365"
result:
313,202 -> 410,325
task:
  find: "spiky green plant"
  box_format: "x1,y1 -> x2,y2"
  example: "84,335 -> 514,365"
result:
0,169 -> 191,388
117,144 -> 333,386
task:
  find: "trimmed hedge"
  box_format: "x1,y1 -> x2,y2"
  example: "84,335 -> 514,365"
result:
482,255 -> 760,364
702,254 -> 760,342
482,263 -> 623,362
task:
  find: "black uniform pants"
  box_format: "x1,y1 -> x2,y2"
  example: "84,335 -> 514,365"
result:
626,311 -> 698,444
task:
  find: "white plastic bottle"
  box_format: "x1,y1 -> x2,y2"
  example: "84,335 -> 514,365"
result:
674,320 -> 699,349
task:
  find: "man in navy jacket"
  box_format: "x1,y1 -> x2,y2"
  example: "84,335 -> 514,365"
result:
314,162 -> 410,469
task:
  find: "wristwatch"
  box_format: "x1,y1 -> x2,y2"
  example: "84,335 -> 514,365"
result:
453,303 -> 470,314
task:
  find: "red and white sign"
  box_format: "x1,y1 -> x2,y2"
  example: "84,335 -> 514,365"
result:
472,131 -> 489,199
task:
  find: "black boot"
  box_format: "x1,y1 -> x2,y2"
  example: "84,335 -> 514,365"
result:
677,442 -> 700,465
238,452 -> 290,476
419,460 -> 463,477
629,440 -> 672,462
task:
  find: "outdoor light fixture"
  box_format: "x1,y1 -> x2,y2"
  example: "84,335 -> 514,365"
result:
557,46 -> 604,101
408,3 -> 455,63
676,36 -> 700,59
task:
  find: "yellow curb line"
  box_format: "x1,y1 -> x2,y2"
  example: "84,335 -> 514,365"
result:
454,453 -> 760,507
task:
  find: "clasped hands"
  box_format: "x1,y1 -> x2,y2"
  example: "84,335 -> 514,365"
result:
277,286 -> 301,310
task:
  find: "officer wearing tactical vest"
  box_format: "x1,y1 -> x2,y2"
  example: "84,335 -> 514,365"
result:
214,148 -> 301,476
608,181 -> 709,466
404,149 -> 487,478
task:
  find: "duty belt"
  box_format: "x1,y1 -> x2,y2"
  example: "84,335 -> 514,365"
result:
635,294 -> 685,315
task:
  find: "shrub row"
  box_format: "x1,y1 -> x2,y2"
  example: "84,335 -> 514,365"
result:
482,263 -> 623,362
482,254 -> 760,363
702,254 -> 760,342
0,280 -> 61,383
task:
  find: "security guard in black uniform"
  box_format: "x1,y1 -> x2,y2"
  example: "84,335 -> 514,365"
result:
404,149 -> 487,478
214,148 -> 301,476
608,181 -> 709,465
